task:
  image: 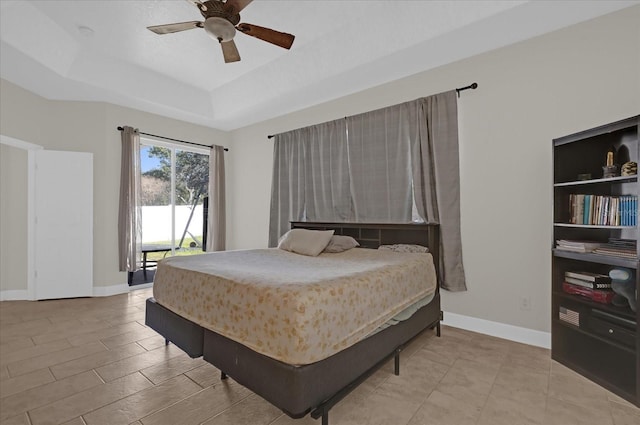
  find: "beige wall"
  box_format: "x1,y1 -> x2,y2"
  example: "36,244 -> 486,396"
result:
0,80 -> 230,290
227,7 -> 640,332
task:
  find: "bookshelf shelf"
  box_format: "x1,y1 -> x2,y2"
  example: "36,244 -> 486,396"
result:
554,223 -> 635,229
554,175 -> 637,187
552,249 -> 638,268
553,290 -> 637,321
552,115 -> 639,408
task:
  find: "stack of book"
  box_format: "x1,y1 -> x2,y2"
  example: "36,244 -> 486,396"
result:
568,194 -> 637,226
563,271 -> 614,304
556,239 -> 601,253
593,238 -> 638,259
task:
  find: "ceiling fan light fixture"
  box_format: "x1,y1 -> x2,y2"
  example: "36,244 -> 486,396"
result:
203,17 -> 236,42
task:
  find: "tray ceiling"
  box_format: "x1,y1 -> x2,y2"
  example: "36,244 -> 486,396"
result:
1,0 -> 636,130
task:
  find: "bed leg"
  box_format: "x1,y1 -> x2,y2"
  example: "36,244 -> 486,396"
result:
394,349 -> 401,376
436,322 -> 441,337
220,371 -> 228,380
322,412 -> 328,425
165,338 -> 170,346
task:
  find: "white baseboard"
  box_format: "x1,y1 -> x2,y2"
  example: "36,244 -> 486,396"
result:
442,311 -> 551,349
0,289 -> 29,301
93,283 -> 130,297
1,284 -> 146,300
130,283 -> 153,291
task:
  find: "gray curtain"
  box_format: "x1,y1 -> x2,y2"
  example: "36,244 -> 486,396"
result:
206,145 -> 226,251
305,120 -> 350,221
117,126 -> 142,272
267,91 -> 466,291
411,91 -> 467,291
268,129 -> 307,247
346,106 -> 413,222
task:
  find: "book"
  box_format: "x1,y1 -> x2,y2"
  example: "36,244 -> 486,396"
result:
564,271 -> 611,284
564,277 -> 612,289
592,238 -> 638,259
593,247 -> 638,259
581,194 -> 588,225
556,239 -> 601,253
568,194 -> 637,226
562,282 -> 614,304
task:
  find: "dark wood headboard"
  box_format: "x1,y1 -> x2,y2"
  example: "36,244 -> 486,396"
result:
290,221 -> 440,285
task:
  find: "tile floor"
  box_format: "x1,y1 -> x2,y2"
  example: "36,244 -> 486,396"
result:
1,287 -> 639,425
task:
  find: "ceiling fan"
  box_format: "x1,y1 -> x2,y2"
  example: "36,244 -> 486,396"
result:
147,0 -> 295,63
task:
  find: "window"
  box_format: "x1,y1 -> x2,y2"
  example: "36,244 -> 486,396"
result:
139,139 -> 209,259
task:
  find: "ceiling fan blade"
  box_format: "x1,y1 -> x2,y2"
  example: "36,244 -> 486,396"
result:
147,21 -> 203,35
236,23 -> 295,49
223,0 -> 253,14
220,39 -> 241,63
186,0 -> 207,12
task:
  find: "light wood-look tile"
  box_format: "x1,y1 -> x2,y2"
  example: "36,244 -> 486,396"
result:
82,375 -> 201,425
140,382 -> 251,425
200,393 -> 282,425
1,339 -> 72,368
0,367 -> 55,398
50,342 -> 147,380
1,288 -> 639,425
1,412 -> 31,425
0,370 -> 103,421
94,344 -> 185,382
28,372 -> 153,425
7,341 -> 107,377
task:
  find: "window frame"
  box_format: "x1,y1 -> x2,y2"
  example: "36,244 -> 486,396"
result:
139,136 -> 210,255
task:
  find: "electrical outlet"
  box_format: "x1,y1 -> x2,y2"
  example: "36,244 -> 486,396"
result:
519,296 -> 532,311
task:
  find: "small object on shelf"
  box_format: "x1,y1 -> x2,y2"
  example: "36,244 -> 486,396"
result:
577,173 -> 592,181
559,306 -> 580,326
562,282 -> 615,304
603,165 -> 619,178
610,268 -> 637,312
606,147 -> 615,167
603,146 -> 618,178
621,161 -> 637,176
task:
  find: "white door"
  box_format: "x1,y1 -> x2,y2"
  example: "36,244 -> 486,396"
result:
34,150 -> 93,299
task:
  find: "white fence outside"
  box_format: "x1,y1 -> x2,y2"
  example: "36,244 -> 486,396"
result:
141,205 -> 204,244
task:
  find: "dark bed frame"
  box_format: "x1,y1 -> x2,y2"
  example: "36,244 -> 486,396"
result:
145,222 -> 442,425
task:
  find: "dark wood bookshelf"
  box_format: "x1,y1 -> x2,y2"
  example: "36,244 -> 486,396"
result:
552,115 -> 639,407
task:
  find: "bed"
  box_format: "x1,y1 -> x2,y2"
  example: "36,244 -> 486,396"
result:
145,222 -> 441,425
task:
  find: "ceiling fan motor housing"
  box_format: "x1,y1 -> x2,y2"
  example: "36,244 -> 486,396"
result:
204,17 -> 236,42
200,1 -> 241,24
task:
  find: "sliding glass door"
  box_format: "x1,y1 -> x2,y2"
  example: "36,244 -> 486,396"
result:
140,140 -> 209,260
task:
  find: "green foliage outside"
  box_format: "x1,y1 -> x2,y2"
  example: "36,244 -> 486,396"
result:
142,146 -> 209,206
144,236 -> 205,262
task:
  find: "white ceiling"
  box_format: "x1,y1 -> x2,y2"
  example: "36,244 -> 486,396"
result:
1,0 -> 637,131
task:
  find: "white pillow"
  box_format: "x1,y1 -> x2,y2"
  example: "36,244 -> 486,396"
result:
278,229 -> 335,256
323,235 -> 360,253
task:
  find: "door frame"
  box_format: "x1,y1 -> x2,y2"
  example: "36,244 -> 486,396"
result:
0,134 -> 43,300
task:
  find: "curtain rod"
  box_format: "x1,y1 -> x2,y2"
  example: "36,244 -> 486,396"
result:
266,82 -> 478,139
117,127 -> 229,151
